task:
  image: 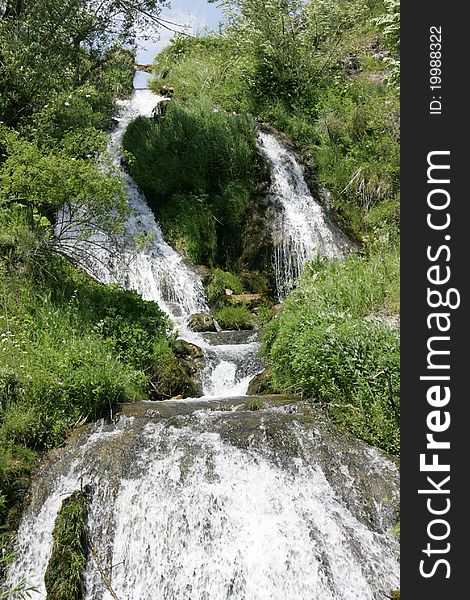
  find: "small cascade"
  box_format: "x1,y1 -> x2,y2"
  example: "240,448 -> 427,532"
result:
257,131 -> 352,300
6,403 -> 400,599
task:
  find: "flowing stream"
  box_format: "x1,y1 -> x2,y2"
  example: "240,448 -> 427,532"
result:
257,131 -> 351,300
6,76 -> 399,598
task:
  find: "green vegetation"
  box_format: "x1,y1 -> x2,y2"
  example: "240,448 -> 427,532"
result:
44,491 -> 88,600
214,306 -> 253,331
1,0 -> 400,590
122,100 -> 261,268
245,397 -> 265,411
206,269 -> 244,308
263,252 -> 399,455
154,0 -> 400,245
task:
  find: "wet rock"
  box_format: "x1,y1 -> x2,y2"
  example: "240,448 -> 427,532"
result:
188,313 -> 217,332
172,340 -> 205,397
194,265 -> 213,283
152,98 -> 171,119
247,367 -> 277,395
200,330 -> 257,346
159,85 -> 174,97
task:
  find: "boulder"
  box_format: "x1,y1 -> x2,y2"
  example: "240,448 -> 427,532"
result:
247,367 -> 277,396
188,313 -> 217,333
194,265 -> 213,283
159,85 -> 174,97
152,98 -> 171,120
172,340 -> 205,397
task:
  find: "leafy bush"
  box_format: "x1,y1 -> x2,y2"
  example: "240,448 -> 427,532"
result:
262,252 -> 400,454
122,100 -> 260,268
206,269 -> 244,308
123,100 -> 257,199
26,86 -> 115,149
214,306 -> 253,330
158,193 -> 217,265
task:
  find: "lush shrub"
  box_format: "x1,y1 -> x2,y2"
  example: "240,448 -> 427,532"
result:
263,251 -> 400,455
0,327 -> 146,450
206,269 -> 244,308
123,100 -> 257,199
158,193 -> 217,265
214,306 -> 253,331
122,100 -> 260,268
26,86 -> 116,150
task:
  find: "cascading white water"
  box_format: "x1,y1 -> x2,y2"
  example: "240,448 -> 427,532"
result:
257,131 -> 352,301
6,408 -> 400,599
56,88 -> 208,319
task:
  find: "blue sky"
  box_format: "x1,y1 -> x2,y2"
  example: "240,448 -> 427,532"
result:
136,0 -> 225,63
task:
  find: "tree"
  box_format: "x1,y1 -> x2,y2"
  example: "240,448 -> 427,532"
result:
214,0 -> 369,105
0,0 -> 168,124
0,124 -> 128,267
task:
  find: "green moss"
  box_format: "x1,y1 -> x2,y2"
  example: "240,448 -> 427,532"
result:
214,306 -> 253,331
44,491 -> 88,600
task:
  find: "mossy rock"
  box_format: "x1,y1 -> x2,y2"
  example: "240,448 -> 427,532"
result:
214,306 -> 253,331
188,313 -> 217,332
247,367 -> 278,395
239,270 -> 270,295
226,293 -> 267,310
44,490 -> 89,600
171,340 -> 204,397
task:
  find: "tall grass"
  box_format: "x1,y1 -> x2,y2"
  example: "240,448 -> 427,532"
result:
263,248 -> 400,455
0,254 -> 181,519
122,100 -> 260,268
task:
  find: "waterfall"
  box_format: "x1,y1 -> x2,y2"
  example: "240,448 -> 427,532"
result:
4,76 -> 399,599
6,403 -> 400,599
56,88 -> 208,319
257,131 -> 352,301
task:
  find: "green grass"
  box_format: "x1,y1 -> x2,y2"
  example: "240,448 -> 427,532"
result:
152,36 -> 252,113
44,491 -> 88,600
245,398 -> 265,411
262,248 -> 400,455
